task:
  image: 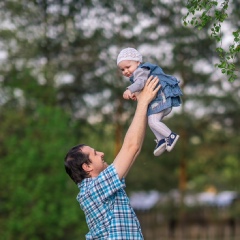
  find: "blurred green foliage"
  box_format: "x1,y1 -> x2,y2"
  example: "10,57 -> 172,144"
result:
0,104 -> 89,239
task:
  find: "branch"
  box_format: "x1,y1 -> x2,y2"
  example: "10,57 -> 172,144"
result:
183,0 -> 239,82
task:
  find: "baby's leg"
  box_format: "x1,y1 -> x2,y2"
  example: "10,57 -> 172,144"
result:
148,109 -> 172,141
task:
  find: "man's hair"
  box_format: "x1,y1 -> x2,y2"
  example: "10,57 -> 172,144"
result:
64,144 -> 91,184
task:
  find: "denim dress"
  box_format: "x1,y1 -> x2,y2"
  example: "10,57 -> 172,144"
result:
129,62 -> 183,116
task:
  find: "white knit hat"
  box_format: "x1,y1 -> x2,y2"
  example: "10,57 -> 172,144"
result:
117,48 -> 142,65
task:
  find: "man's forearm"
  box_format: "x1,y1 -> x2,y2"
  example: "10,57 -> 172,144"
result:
113,100 -> 148,179
120,102 -> 148,177
123,100 -> 148,153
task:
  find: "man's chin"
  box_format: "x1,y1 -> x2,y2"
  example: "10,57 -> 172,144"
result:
103,162 -> 108,169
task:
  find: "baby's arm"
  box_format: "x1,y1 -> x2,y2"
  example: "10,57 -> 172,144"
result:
123,68 -> 150,101
127,68 -> 150,94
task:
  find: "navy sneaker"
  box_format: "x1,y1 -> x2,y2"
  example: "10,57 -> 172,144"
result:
153,139 -> 166,156
165,132 -> 179,152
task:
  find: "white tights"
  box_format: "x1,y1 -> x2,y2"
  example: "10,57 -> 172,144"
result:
148,108 -> 172,141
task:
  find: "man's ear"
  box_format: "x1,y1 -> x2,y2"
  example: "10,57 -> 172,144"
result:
82,163 -> 92,172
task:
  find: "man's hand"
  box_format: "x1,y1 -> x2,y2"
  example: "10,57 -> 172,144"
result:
137,76 -> 160,104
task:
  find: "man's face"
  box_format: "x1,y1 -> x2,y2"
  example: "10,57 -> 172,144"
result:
82,146 -> 108,177
118,60 -> 140,78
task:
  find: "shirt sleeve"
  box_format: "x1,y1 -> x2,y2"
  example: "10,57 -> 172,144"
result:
90,164 -> 125,202
127,67 -> 150,93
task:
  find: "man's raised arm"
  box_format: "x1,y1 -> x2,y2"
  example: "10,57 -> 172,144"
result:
113,76 -> 160,179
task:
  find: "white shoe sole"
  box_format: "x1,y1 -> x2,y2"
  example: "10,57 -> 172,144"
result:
154,144 -> 166,156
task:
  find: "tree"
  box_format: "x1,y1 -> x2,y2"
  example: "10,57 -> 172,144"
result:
0,104 -> 90,239
183,0 -> 240,82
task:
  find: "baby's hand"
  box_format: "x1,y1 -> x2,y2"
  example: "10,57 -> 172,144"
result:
131,94 -> 137,101
131,92 -> 139,101
123,89 -> 133,100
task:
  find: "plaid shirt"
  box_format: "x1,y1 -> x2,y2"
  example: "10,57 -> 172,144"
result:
77,164 -> 144,240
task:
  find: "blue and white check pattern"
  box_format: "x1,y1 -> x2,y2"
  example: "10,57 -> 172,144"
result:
77,164 -> 144,240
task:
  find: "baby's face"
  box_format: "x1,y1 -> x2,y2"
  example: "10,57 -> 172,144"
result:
118,60 -> 140,78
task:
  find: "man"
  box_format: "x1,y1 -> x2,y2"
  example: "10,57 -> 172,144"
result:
64,76 -> 160,239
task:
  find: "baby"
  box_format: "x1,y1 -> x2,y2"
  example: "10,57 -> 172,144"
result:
117,47 -> 183,156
